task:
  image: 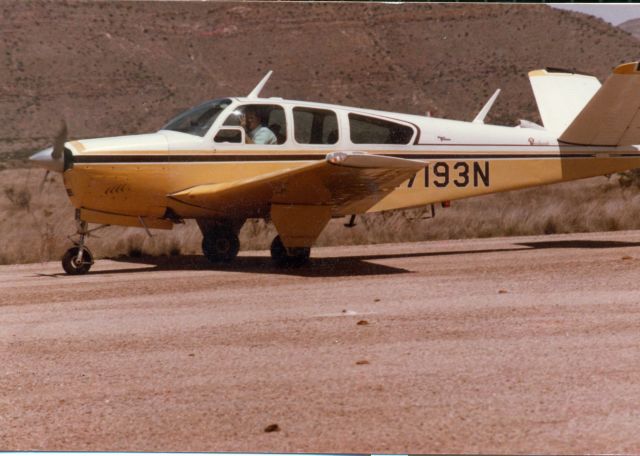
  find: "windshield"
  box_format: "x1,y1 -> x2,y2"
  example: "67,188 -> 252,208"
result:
162,98 -> 232,137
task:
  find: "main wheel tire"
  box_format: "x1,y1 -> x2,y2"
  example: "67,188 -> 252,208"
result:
62,246 -> 93,275
202,227 -> 240,263
270,235 -> 310,267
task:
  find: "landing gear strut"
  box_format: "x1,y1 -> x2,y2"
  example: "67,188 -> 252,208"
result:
270,235 -> 310,267
202,225 -> 240,264
62,220 -> 94,275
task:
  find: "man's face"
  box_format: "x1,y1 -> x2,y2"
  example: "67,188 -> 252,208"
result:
244,112 -> 260,130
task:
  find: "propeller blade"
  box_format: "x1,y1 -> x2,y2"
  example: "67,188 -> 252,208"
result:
39,170 -> 50,193
51,120 -> 67,160
30,120 -> 68,173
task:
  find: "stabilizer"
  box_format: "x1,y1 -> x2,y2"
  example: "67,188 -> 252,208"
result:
559,62 -> 640,146
528,68 -> 601,137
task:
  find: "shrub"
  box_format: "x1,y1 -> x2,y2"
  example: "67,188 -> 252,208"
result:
616,169 -> 640,189
4,186 -> 31,210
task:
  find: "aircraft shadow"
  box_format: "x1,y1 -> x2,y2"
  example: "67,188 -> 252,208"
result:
105,254 -> 410,277
516,239 -> 640,249
59,238 -> 640,278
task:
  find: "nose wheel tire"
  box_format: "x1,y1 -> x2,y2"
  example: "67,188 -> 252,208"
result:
270,235 -> 310,267
62,246 -> 93,275
202,228 -> 240,263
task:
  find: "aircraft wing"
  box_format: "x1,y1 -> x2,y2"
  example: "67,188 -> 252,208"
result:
168,151 -> 426,217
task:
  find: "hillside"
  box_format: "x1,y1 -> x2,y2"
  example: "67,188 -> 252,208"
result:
619,17 -> 640,40
1,2 -> 639,162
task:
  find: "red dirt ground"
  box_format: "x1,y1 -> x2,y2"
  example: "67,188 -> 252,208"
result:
3,231 -> 640,453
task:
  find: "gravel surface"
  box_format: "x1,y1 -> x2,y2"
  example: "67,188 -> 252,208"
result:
3,231 -> 640,453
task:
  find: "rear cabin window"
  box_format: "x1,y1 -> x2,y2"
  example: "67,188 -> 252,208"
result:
216,104 -> 286,145
348,114 -> 414,144
293,107 -> 338,144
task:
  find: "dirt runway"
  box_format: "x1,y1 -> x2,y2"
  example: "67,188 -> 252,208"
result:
3,231 -> 640,453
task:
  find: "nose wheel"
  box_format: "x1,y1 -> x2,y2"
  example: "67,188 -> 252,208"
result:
270,235 -> 310,267
62,246 -> 93,275
61,218 -> 108,275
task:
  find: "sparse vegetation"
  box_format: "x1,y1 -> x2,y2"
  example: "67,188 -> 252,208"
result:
615,169 -> 640,189
4,185 -> 31,210
2,3 -> 640,265
3,167 -> 640,265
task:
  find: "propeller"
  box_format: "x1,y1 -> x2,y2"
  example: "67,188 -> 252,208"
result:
52,120 -> 67,160
39,170 -> 50,193
30,120 -> 68,174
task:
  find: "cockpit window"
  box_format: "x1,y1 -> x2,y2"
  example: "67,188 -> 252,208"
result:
162,98 -> 231,137
349,113 -> 414,144
220,104 -> 286,145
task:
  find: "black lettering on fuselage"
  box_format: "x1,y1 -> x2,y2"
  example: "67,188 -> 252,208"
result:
422,161 -> 490,188
473,161 -> 489,187
433,162 -> 449,187
453,162 -> 469,187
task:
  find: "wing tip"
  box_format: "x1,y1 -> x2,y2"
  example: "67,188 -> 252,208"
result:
528,69 -> 547,77
613,61 -> 640,75
529,67 -> 596,78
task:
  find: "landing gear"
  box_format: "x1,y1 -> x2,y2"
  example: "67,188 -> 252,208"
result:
202,226 -> 240,263
270,235 -> 310,267
62,246 -> 93,275
62,219 -> 94,275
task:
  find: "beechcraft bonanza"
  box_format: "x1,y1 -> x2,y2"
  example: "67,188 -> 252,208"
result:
30,62 -> 640,274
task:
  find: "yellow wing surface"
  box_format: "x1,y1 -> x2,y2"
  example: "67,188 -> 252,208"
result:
560,62 -> 640,146
169,152 -> 425,247
169,151 -> 425,216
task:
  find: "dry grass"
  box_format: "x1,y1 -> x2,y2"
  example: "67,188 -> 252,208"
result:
2,166 -> 640,265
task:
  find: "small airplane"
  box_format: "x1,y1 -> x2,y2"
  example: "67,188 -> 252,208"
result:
30,61 -> 640,274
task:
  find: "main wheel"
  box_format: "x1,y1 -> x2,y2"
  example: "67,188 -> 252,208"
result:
62,246 -> 93,275
270,235 -> 310,267
202,227 -> 240,263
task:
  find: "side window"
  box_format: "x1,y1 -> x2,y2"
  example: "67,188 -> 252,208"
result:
293,107 -> 338,145
348,113 -> 414,144
213,128 -> 243,144
216,104 -> 286,145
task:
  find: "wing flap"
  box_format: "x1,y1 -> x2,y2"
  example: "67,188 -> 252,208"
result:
168,152 -> 425,216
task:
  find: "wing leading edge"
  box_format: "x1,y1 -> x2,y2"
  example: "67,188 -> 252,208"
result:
168,151 -> 425,247
169,151 -> 425,216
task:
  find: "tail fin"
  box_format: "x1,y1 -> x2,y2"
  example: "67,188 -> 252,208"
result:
559,62 -> 640,146
528,68 -> 601,137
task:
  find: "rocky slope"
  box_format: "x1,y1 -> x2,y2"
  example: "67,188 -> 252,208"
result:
1,2 -> 639,162
619,17 -> 640,40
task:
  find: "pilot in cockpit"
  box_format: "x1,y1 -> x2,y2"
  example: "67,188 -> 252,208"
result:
240,107 -> 277,145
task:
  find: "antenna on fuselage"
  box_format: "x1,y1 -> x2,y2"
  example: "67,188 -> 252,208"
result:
472,88 -> 501,124
248,70 -> 273,98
